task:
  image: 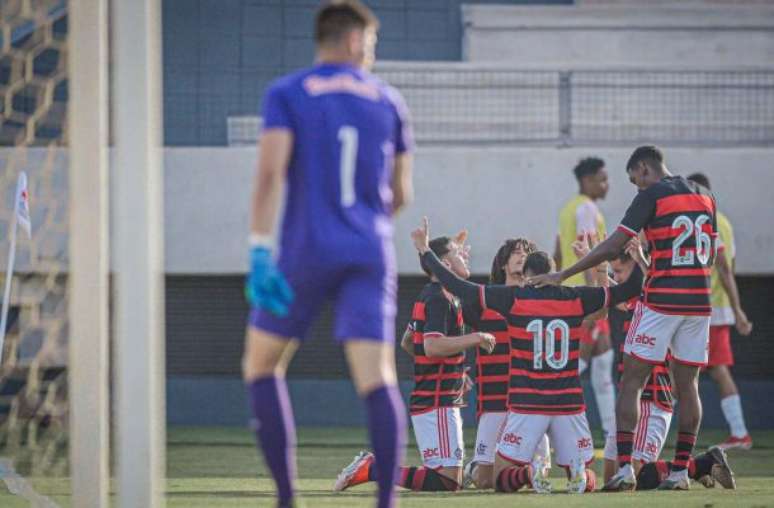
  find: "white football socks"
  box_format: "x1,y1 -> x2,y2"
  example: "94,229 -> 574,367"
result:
721,394 -> 748,438
591,350 -> 616,437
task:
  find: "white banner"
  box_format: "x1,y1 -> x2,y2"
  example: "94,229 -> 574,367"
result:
15,171 -> 31,239
1,171 -> 32,362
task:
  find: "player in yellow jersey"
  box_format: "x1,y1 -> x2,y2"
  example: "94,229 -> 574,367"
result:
554,157 -> 616,439
687,173 -> 754,450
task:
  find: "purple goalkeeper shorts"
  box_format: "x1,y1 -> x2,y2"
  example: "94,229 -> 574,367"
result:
248,246 -> 397,343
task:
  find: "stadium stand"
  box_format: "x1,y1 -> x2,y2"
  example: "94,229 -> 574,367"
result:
2,0 -> 774,431
162,0 -> 774,428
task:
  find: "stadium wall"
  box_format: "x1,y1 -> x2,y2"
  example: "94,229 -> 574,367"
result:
165,273 -> 774,427
4,149 -> 772,276
166,377 -> 774,429
462,4 -> 774,67
3,147 -> 772,428
162,146 -> 774,275
157,143 -> 774,427
162,0 -> 571,146
166,275 -> 774,381
162,1 -> 774,146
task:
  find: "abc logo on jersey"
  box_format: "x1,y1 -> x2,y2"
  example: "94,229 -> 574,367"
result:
422,448 -> 440,460
502,433 -> 522,445
633,333 -> 656,346
577,437 -> 592,449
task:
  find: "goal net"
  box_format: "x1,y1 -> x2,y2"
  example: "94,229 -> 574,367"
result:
0,0 -> 70,493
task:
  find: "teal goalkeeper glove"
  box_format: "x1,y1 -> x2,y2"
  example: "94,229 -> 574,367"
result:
245,246 -> 294,317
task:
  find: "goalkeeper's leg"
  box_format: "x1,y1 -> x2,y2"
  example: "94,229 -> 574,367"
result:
346,340 -> 408,508
243,327 -> 299,508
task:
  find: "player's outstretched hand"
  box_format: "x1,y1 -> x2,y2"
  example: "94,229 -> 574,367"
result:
454,229 -> 468,247
245,246 -> 295,317
411,216 -> 431,253
527,271 -> 563,288
477,332 -> 496,354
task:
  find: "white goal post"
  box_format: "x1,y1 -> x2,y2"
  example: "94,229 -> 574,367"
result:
112,0 -> 167,507
68,0 -> 166,506
67,0 -> 110,506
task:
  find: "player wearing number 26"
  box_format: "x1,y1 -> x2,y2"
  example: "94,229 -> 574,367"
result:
242,2 -> 413,508
528,146 -> 719,492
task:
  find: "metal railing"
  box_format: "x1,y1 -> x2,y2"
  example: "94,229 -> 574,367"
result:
227,67 -> 774,147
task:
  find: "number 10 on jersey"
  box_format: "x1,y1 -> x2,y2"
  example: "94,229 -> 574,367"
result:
527,319 -> 570,370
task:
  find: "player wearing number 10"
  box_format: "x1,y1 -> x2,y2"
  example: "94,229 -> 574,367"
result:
530,146 -> 719,492
242,2 -> 414,508
412,219 -> 645,495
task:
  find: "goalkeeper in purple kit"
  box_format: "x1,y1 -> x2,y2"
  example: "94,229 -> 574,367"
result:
242,2 -> 414,508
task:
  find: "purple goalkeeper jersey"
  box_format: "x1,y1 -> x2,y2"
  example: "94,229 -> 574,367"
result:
262,62 -> 413,263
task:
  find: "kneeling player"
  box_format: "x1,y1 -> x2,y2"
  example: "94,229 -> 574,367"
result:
412,217 -> 647,494
603,248 -> 736,490
463,238 -> 551,489
334,234 -> 495,492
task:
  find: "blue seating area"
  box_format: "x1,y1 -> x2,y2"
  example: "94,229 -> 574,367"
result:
161,0 -> 571,145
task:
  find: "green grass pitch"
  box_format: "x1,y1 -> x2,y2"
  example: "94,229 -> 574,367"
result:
1,426 -> 772,507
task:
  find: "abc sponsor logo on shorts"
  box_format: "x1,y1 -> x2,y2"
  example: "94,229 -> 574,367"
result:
645,441 -> 659,456
423,448 -> 440,460
577,437 -> 592,449
502,433 -> 522,445
632,333 -> 656,347
455,448 -> 463,460
476,442 -> 487,456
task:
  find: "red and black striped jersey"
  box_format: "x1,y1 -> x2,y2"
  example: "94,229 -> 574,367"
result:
617,176 -> 717,316
463,306 -> 510,418
609,299 -> 674,411
408,282 -> 466,415
498,286 -> 608,415
416,250 -> 644,416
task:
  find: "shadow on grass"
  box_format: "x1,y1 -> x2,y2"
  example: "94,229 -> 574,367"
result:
167,490 -> 375,498
167,489 -> 561,499
168,441 -> 371,448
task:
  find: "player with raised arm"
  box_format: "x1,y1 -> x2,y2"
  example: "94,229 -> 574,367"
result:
462,238 -> 552,490
687,173 -> 755,450
242,3 -> 414,507
530,146 -> 719,491
333,235 -> 495,493
411,217 -> 645,495
554,158 -> 617,439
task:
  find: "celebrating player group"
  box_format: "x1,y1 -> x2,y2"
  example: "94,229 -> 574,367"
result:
242,2 -> 752,507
